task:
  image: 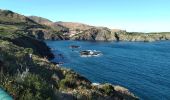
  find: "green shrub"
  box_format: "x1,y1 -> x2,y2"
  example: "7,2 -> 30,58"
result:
59,78 -> 77,89
100,84 -> 115,95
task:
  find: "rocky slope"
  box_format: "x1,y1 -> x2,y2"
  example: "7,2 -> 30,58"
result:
28,16 -> 70,40
71,27 -> 123,41
55,21 -> 94,31
0,10 -> 54,59
0,9 -> 69,40
29,16 -> 69,32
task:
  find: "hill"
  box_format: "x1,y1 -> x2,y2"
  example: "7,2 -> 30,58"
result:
71,27 -> 117,41
0,9 -> 54,58
55,21 -> 94,31
29,16 -> 69,32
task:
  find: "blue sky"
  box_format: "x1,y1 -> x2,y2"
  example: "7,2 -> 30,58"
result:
0,0 -> 170,32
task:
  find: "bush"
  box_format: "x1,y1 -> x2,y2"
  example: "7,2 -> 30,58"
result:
59,78 -> 77,89
100,84 -> 115,95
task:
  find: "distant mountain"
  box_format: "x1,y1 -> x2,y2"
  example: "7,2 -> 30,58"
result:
29,16 -> 69,32
29,16 -> 53,26
55,21 -> 94,31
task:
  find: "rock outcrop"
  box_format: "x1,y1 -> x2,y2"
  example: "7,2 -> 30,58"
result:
72,27 -> 118,41
117,32 -> 170,42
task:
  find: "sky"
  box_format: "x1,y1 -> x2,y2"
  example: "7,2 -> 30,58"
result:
0,0 -> 170,32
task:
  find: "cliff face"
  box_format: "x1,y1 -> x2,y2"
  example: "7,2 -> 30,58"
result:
28,16 -> 69,40
71,27 -> 170,42
72,27 -> 118,41
117,32 -> 170,42
0,32 -> 54,59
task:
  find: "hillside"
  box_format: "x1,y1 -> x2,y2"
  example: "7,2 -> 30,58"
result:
1,9 -> 70,40
71,27 -> 117,41
29,16 -> 53,26
29,16 -> 69,32
118,32 -> 170,42
0,10 -> 38,26
55,21 -> 94,31
0,9 -> 45,34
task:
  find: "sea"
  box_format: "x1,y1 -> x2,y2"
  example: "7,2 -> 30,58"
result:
45,40 -> 170,100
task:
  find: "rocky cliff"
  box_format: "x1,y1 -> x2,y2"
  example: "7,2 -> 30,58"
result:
71,27 -> 170,42
71,27 -> 118,41
118,32 -> 170,42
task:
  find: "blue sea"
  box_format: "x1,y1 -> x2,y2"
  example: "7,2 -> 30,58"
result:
45,40 -> 170,100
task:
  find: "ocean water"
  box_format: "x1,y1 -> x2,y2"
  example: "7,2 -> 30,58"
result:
45,40 -> 170,100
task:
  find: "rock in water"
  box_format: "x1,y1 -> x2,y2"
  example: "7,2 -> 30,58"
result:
80,50 -> 102,57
